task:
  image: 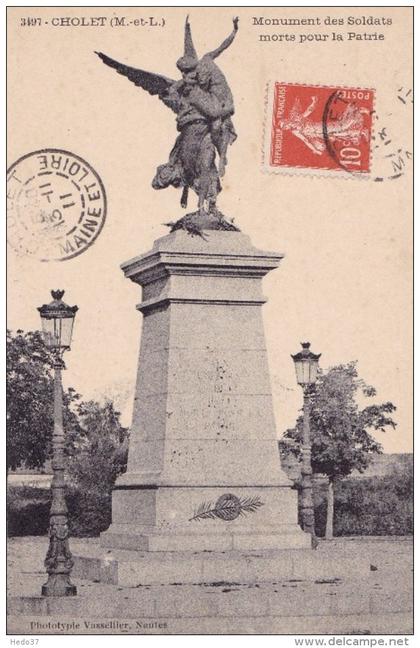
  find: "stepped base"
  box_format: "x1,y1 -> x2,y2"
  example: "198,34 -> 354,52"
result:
100,524 -> 310,553
72,547 -> 369,587
8,538 -> 413,635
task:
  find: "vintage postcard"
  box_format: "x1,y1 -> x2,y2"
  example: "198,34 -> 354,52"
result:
6,5 -> 413,638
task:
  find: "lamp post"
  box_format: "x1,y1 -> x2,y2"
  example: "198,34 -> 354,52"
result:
291,342 -> 321,548
38,290 -> 78,597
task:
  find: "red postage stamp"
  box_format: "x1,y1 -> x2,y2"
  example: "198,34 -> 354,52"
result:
265,82 -> 375,177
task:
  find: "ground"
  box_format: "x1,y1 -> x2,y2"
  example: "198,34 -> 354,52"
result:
7,536 -> 413,635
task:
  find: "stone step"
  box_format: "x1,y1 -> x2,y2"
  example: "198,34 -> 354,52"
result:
7,577 -> 413,618
72,547 -> 371,587
8,537 -> 413,634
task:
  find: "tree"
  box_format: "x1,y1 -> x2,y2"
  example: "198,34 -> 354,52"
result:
279,362 -> 397,539
68,399 -> 129,490
6,329 -> 80,471
7,328 -> 130,536
66,400 -> 129,536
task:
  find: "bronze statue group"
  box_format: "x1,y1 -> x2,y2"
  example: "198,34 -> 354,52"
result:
97,16 -> 239,216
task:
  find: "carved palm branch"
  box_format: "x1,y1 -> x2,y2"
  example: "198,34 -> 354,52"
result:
189,495 -> 264,522
95,51 -> 175,97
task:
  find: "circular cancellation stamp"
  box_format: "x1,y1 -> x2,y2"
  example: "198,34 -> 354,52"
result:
7,149 -> 107,261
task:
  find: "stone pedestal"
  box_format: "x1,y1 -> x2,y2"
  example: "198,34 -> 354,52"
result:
100,230 -> 310,552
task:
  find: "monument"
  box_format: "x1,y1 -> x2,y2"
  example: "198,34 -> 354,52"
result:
100,231 -> 310,554
95,16 -> 313,583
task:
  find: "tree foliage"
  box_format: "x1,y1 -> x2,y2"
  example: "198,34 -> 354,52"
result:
7,328 -> 130,537
280,361 -> 397,481
7,329 -> 129,486
6,329 -> 80,471
68,399 -> 129,490
65,399 -> 129,537
313,464 -> 413,537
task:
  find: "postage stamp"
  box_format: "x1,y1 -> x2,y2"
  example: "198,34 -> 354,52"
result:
7,149 -> 107,261
263,83 -> 375,179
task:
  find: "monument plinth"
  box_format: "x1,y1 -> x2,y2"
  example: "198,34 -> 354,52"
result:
100,230 -> 310,552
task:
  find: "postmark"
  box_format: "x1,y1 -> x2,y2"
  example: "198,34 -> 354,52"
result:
263,82 -> 375,179
7,149 -> 107,261
370,86 -> 413,182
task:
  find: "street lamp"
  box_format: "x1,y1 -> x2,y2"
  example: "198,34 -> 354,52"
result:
38,290 -> 78,597
291,342 -> 321,548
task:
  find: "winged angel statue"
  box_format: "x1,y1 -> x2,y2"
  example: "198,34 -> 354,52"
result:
96,17 -> 239,225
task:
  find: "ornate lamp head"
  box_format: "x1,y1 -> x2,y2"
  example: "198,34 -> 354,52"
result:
291,342 -> 321,386
37,290 -> 78,351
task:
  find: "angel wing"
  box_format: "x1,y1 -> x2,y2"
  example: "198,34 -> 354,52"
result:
95,51 -> 176,97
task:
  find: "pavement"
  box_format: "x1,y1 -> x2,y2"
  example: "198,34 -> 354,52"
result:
7,535 -> 413,635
